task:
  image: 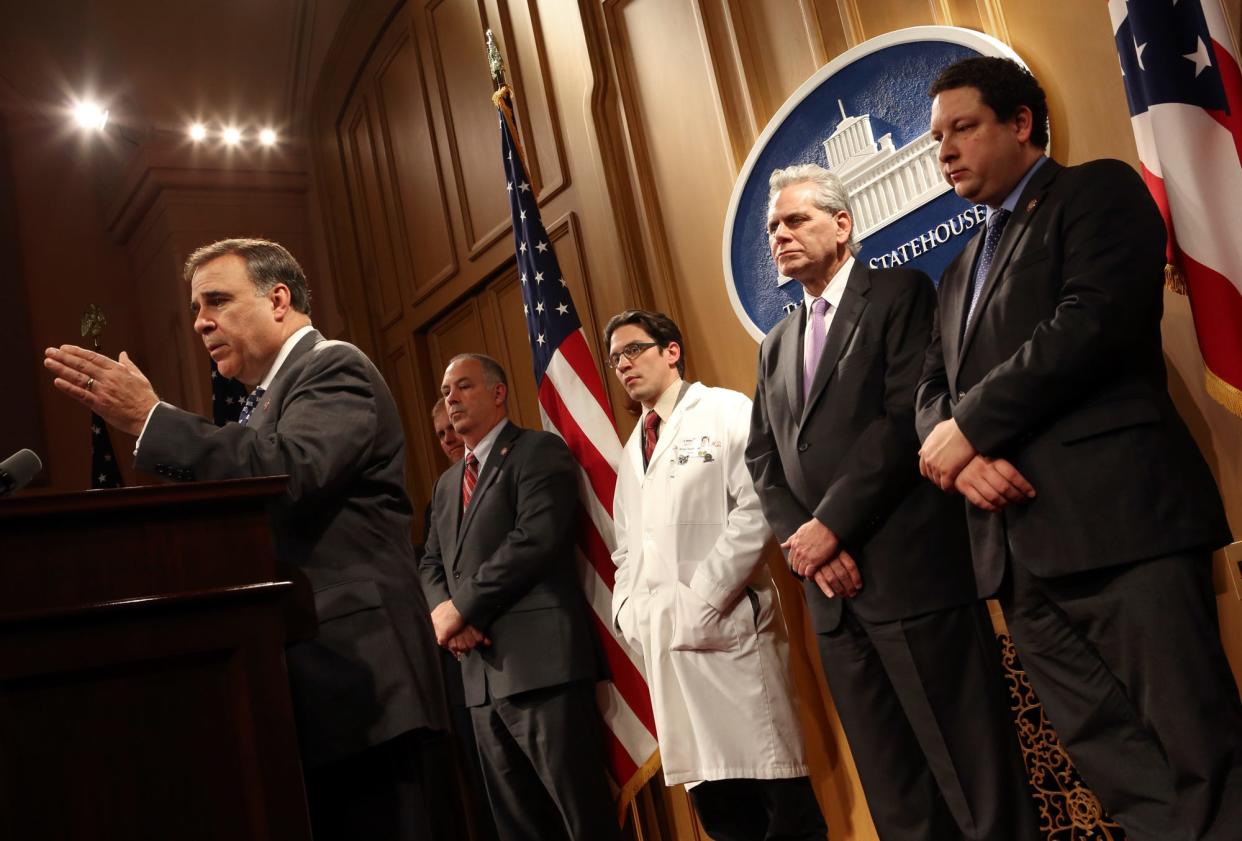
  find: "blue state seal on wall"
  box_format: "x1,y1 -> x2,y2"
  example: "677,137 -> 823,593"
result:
723,26 -> 1030,340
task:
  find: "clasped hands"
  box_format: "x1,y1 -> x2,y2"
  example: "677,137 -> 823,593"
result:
918,418 -> 1036,511
781,518 -> 862,599
431,599 -> 490,658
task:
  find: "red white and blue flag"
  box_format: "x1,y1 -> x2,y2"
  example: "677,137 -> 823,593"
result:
1110,0 -> 1242,416
495,90 -> 660,819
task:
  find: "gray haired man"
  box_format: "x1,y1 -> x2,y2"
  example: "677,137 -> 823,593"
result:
746,165 -> 1037,841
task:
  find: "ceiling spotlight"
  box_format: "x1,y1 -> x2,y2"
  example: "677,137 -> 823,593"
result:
222,127 -> 242,146
188,122 -> 207,141
72,101 -> 109,131
259,128 -> 277,147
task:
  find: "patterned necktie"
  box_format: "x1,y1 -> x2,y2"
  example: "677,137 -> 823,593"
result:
641,410 -> 660,471
237,387 -> 266,426
966,208 -> 1011,329
803,297 -> 830,398
461,453 -> 479,513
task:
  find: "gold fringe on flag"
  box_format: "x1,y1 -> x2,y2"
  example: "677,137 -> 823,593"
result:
1205,366 -> 1242,419
1165,263 -> 1188,295
616,749 -> 663,827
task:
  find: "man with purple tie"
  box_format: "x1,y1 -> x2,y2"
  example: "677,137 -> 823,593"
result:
746,165 -> 1036,841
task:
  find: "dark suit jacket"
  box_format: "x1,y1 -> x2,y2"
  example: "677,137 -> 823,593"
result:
135,329 -> 447,767
747,262 -> 977,632
419,420 -> 599,707
915,158 -> 1231,597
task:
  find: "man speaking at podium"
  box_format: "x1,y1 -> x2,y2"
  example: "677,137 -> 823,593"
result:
44,238 -> 447,841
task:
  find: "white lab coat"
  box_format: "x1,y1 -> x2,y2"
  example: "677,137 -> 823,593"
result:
611,382 -> 809,785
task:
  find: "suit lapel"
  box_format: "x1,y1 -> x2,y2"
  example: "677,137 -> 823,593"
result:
456,421 -> 520,545
943,234 -> 981,395
959,160 -> 1060,362
800,262 -> 869,426
779,310 -> 806,422
246,329 -> 322,430
442,459 -> 466,567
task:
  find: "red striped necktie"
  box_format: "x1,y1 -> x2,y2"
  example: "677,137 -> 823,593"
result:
642,411 -> 660,470
461,453 -> 479,512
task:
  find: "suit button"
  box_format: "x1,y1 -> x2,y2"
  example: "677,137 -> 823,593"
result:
797,442 -> 809,452
453,572 -> 461,580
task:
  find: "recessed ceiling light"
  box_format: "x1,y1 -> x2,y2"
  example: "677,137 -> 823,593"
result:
189,122 -> 207,142
222,127 -> 242,146
259,128 -> 277,147
72,101 -> 109,131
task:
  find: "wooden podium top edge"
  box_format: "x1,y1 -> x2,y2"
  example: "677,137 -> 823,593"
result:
0,475 -> 290,519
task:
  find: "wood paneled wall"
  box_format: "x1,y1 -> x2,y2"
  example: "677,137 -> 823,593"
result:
310,2 -> 1242,839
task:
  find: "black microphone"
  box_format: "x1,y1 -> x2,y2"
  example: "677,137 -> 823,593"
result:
0,449 -> 43,497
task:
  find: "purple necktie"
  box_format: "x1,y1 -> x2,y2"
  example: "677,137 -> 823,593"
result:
804,297 -> 830,398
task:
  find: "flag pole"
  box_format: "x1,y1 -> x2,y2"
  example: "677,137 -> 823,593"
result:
485,30 -> 537,194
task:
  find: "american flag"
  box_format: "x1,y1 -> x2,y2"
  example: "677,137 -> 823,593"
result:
212,360 -> 247,426
90,412 -> 123,489
496,90 -> 660,818
1110,0 -> 1242,417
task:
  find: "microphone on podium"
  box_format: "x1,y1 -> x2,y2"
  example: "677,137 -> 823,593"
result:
0,449 -> 43,497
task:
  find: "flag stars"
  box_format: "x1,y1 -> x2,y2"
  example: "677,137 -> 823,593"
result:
556,302 -> 569,316
518,181 -> 530,193
520,209 -> 527,221
536,301 -> 545,314
507,181 -> 513,193
1134,36 -> 1147,71
535,271 -> 544,284
521,273 -> 528,285
536,333 -> 546,346
520,242 -> 527,253
536,241 -> 549,253
558,277 -> 567,288
92,424 -> 102,435
1184,36 -> 1212,77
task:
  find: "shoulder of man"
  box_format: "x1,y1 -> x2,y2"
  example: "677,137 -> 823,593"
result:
759,304 -> 802,355
691,382 -> 751,411
865,263 -> 935,296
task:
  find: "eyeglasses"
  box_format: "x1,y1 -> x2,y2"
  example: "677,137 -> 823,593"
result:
606,341 -> 659,369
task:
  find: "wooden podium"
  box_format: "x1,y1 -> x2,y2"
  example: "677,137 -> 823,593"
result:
0,477 -> 313,840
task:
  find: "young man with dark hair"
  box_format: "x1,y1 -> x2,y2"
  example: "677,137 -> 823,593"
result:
607,309 -> 826,841
918,56 -> 1242,841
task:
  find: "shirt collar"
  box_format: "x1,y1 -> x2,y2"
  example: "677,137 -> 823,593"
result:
465,418 -> 508,470
803,255 -> 854,317
256,324 -> 316,391
646,377 -> 684,423
990,155 -> 1048,221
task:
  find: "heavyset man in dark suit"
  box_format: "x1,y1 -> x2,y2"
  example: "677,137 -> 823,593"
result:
918,57 -> 1242,841
419,353 -> 619,841
43,238 -> 448,840
746,164 -> 1035,841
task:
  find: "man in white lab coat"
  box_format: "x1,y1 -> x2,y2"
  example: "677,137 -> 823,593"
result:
606,309 -> 826,841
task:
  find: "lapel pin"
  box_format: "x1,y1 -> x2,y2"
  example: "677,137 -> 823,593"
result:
500,446 -> 509,457
1026,197 -> 1039,212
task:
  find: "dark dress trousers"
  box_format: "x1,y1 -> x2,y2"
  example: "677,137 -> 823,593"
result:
135,329 -> 448,839
916,157 -> 1242,841
419,420 -> 618,841
747,262 -> 1036,841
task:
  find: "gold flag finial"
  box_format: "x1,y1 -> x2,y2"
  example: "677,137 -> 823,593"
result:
80,304 -> 107,349
486,29 -> 506,89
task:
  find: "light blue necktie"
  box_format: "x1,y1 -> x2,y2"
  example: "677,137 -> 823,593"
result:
238,387 -> 266,426
966,208 -> 1011,329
